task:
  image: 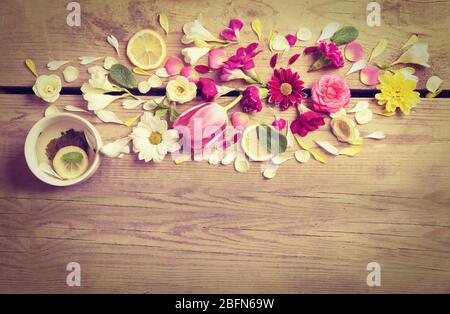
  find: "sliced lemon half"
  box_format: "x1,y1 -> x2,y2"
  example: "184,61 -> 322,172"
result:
126,29 -> 167,70
241,125 -> 274,162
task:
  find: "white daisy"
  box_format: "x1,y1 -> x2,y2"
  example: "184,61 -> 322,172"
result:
130,112 -> 181,162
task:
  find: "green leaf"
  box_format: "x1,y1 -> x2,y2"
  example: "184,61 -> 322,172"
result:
331,26 -> 359,46
256,124 -> 287,155
155,108 -> 168,117
110,64 -> 137,89
62,151 -> 83,163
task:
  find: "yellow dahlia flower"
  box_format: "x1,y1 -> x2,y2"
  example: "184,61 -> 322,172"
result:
375,71 -> 420,115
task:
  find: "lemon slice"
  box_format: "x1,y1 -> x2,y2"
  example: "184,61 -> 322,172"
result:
126,29 -> 167,70
241,125 -> 274,162
52,146 -> 89,180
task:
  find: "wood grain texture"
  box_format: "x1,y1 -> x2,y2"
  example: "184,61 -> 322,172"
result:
0,0 -> 449,89
0,95 -> 449,293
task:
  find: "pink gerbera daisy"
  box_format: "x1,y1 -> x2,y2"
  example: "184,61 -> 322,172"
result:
268,68 -> 307,111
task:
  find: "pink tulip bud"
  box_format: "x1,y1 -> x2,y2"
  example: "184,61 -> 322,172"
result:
173,102 -> 228,152
165,56 -> 184,76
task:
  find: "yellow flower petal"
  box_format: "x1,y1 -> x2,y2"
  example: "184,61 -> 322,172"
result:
159,13 -> 169,34
25,59 -> 38,77
251,19 -> 262,41
369,39 -> 387,61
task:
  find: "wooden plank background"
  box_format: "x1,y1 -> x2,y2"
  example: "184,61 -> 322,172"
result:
0,0 -> 449,293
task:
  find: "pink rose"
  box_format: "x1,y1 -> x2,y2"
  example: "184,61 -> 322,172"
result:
311,75 -> 351,113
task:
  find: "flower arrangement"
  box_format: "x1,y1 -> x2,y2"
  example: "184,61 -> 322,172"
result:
24,15 -> 443,181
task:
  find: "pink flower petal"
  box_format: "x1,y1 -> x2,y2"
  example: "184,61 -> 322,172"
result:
288,53 -> 301,65
220,28 -> 237,41
270,53 -> 278,68
165,56 -> 184,76
345,41 -> 364,62
304,46 -> 318,54
208,48 -> 228,69
194,65 -> 210,74
180,66 -> 199,83
360,66 -> 380,86
229,19 -> 244,32
285,34 -> 297,47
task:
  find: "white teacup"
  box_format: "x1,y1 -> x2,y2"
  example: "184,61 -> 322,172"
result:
24,113 -> 103,186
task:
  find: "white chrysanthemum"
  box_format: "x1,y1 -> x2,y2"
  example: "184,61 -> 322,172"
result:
130,112 -> 181,162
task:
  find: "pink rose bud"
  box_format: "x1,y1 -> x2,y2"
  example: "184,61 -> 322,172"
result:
165,56 -> 184,76
272,117 -> 287,130
208,48 -> 228,69
231,111 -> 250,130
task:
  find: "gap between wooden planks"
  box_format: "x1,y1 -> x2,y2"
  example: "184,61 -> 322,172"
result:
0,94 -> 449,292
0,0 -> 449,89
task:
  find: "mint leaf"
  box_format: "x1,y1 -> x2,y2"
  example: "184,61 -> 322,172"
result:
331,26 -> 359,46
62,151 -> 83,163
110,64 -> 137,89
256,124 -> 287,155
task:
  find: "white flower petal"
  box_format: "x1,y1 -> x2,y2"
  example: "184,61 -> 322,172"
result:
296,27 -> 312,41
104,56 -> 118,70
155,67 -> 170,78
64,105 -> 88,112
100,137 -> 131,158
138,81 -> 151,94
346,59 -> 367,76
79,56 -> 102,65
349,100 -> 370,113
84,94 -> 124,111
181,47 -> 210,65
95,110 -> 124,124
317,22 -> 339,42
365,131 -> 385,140
271,34 -> 290,51
426,76 -> 443,93
355,108 -> 373,125
47,60 -> 70,71
44,105 -> 60,117
315,140 -> 340,156
148,75 -> 163,88
294,150 -> 310,163
62,66 -> 79,82
107,34 -> 120,56
122,98 -> 145,109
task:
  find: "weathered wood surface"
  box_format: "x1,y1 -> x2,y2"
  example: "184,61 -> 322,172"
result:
0,0 -> 449,89
0,95 -> 449,292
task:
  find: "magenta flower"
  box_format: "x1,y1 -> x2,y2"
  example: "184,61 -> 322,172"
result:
307,41 -> 345,71
241,86 -> 262,113
272,117 -> 287,130
319,41 -> 344,67
223,42 -> 261,71
268,68 -> 307,111
290,111 -> 325,137
197,78 -> 218,102
208,48 -> 227,69
220,19 -> 244,41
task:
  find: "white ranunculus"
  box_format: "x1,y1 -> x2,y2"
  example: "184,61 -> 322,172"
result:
165,76 -> 197,104
32,74 -> 62,103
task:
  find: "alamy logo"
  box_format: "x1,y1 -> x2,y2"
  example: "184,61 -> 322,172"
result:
366,262 -> 381,287
66,262 -> 81,287
366,2 -> 381,27
66,2 -> 81,27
